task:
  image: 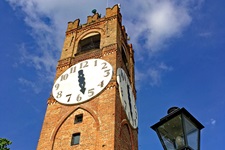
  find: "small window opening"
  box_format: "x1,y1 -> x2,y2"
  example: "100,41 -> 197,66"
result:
78,34 -> 100,52
71,133 -> 80,145
74,114 -> 83,124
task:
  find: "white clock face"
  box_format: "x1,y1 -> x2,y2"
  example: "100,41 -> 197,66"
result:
117,68 -> 138,129
52,59 -> 113,105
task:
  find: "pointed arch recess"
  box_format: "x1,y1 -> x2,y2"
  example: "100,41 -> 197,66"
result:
119,119 -> 135,150
50,105 -> 100,142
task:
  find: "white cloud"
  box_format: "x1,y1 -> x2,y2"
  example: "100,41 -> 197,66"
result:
210,118 -> 216,125
148,62 -> 173,86
6,0 -> 203,91
136,62 -> 173,87
119,0 -> 195,53
18,77 -> 41,94
198,32 -> 212,38
159,62 -> 173,71
117,0 -> 202,86
146,1 -> 191,51
148,68 -> 161,86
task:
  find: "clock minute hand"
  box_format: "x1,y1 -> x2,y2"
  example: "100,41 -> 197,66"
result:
78,70 -> 86,94
127,84 -> 133,121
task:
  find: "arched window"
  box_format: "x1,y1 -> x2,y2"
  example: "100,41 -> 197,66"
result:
78,33 -> 100,53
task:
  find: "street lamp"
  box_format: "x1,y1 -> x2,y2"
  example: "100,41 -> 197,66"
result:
151,107 -> 204,150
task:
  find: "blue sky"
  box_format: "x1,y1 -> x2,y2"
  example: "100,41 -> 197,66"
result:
1,0 -> 225,149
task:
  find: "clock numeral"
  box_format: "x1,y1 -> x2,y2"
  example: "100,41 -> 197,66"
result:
70,66 -> 76,74
60,74 -> 68,81
94,60 -> 98,66
66,94 -> 72,102
80,61 -> 88,69
56,91 -> 62,98
127,84 -> 133,122
133,119 -> 137,127
98,81 -> 104,88
101,62 -> 107,69
104,69 -> 111,77
76,94 -> 82,102
120,87 -> 124,97
88,88 -> 94,97
119,71 -> 126,82
134,110 -> 138,119
124,101 -> 127,110
55,84 -> 60,90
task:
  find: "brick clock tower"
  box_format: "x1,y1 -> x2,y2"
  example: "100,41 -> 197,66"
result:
37,4 -> 138,150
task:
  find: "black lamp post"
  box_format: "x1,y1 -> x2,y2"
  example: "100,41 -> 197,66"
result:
151,107 -> 204,150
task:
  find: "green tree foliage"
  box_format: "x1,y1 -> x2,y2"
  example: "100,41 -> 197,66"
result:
0,138 -> 12,150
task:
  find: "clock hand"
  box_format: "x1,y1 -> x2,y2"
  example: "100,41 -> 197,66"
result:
127,84 -> 133,121
78,70 -> 86,94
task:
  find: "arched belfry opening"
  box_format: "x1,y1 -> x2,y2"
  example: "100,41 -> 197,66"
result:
78,33 -> 101,53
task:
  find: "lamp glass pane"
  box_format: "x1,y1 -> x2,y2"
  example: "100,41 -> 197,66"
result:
158,115 -> 185,150
184,116 -> 199,150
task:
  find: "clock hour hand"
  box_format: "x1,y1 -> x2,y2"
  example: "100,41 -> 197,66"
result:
127,84 -> 133,121
78,70 -> 86,94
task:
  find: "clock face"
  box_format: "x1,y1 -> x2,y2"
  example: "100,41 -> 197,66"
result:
117,68 -> 138,129
52,59 -> 113,105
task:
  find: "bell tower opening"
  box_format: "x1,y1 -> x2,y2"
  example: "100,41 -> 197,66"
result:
78,33 -> 101,53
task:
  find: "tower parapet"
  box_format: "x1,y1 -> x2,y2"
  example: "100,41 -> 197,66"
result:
106,4 -> 121,18
67,19 -> 80,32
66,4 -> 122,33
